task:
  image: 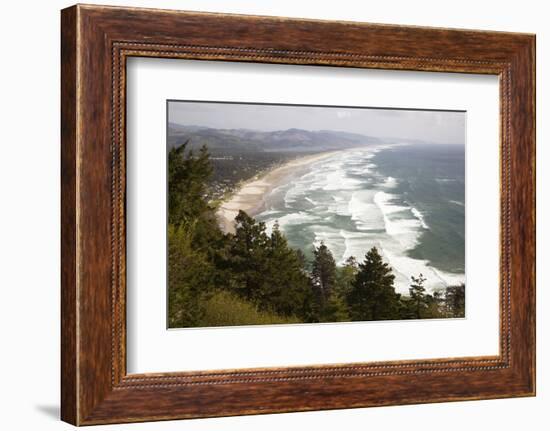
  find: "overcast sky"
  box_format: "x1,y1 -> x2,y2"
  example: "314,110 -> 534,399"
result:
168,101 -> 465,145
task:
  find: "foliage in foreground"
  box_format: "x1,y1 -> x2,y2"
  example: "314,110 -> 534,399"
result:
199,290 -> 301,327
167,143 -> 465,328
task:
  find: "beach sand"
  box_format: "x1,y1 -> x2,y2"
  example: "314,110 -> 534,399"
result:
216,151 -> 340,233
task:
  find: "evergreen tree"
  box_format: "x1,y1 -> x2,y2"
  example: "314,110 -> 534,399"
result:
321,293 -> 350,323
167,142 -> 220,248
224,210 -> 271,303
168,142 -> 213,225
424,290 -> 444,318
264,222 -> 311,317
295,248 -> 307,268
335,256 -> 359,298
310,242 -> 350,322
167,142 -> 225,327
224,213 -> 311,318
409,273 -> 427,319
167,224 -> 215,328
347,247 -> 399,321
311,242 -> 337,307
445,284 -> 466,317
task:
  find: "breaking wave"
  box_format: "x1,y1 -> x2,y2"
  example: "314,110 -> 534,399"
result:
256,144 -> 464,294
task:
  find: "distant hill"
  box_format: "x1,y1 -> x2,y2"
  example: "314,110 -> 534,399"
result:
168,123 -> 381,153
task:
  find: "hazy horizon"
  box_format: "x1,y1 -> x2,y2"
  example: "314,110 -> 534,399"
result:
168,101 -> 466,146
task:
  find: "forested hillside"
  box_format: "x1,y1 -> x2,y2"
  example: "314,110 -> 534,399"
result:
168,124 -> 382,200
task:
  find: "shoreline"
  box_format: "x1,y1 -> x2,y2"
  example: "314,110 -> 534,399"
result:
215,143 -> 465,293
216,150 -> 342,233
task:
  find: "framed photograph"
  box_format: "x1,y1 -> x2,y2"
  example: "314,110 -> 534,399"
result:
61,4 -> 535,425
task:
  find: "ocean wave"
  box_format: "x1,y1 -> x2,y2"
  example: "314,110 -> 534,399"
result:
322,170 -> 363,191
411,207 -> 429,229
431,267 -> 465,287
258,209 -> 284,217
382,176 -> 398,188
304,197 -> 318,206
327,194 -> 352,216
373,191 -> 423,250
266,211 -> 320,231
311,227 -> 347,260
255,146 -> 463,294
348,190 -> 384,231
380,247 -> 456,294
449,200 -> 465,207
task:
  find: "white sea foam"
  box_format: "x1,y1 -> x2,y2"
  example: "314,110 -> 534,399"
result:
327,194 -> 351,216
311,227 -> 347,260
374,191 -> 423,250
275,211 -> 319,228
255,146 -> 464,294
304,197 -> 317,206
259,209 -> 284,217
373,192 -> 409,215
449,200 -> 465,207
380,247 -> 449,293
431,267 -> 465,287
411,207 -> 429,229
283,180 -> 322,206
338,230 -> 378,265
322,170 -> 362,191
348,190 -> 384,231
382,176 -> 398,188
263,211 -> 320,236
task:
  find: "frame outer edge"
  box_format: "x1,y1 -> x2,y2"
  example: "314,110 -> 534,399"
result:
526,35 -> 536,396
506,35 -> 536,396
523,34 -> 536,395
61,5 -> 80,426
61,4 -> 536,425
531,34 -> 536,396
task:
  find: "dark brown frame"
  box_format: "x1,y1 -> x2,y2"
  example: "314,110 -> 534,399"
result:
61,4 -> 536,426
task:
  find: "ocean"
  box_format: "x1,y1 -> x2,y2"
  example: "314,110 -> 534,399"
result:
255,143 -> 465,294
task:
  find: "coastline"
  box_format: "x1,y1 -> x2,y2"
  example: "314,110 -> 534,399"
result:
214,142 -> 465,293
216,151 -> 341,233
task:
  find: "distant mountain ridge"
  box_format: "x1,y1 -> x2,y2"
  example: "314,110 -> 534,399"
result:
168,123 -> 382,153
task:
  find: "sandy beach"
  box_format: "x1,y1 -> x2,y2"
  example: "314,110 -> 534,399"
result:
216,151 -> 340,233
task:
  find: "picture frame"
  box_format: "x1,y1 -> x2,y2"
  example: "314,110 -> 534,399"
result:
60,4 -> 535,426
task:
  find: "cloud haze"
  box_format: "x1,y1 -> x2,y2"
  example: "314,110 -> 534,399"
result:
168,101 -> 465,145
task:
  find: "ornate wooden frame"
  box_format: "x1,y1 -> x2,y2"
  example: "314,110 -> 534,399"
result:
61,4 -> 535,426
